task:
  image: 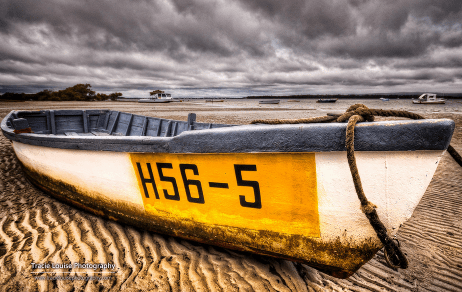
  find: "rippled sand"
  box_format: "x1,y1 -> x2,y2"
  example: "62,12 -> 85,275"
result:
0,99 -> 461,291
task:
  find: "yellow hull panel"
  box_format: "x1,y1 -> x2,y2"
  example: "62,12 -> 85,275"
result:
130,153 -> 320,238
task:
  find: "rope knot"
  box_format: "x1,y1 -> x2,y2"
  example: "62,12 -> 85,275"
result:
360,201 -> 377,214
384,238 -> 409,269
337,104 -> 375,123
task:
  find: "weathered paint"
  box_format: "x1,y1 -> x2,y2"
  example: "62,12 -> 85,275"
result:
11,141 -> 445,278
18,159 -> 378,279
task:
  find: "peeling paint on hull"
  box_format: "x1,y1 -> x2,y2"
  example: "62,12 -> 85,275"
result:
12,141 -> 445,278
20,162 -> 379,279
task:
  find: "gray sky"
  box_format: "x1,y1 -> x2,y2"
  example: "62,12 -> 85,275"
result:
1,0 -> 462,98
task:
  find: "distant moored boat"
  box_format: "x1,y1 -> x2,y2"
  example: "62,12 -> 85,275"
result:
259,100 -> 280,104
317,98 -> 338,103
413,93 -> 445,104
139,92 -> 174,103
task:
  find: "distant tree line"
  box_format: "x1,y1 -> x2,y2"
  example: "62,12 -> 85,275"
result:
0,84 -> 123,101
245,94 -> 462,99
150,90 -> 164,96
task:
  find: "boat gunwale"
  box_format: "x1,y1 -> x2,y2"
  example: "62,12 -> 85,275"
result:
1,109 -> 455,153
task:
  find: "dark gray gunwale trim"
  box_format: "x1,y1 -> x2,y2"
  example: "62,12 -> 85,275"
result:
1,110 -> 455,153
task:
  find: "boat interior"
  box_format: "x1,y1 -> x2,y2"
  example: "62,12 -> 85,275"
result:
7,110 -> 232,137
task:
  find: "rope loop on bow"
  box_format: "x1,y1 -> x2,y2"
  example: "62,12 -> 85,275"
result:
250,103 -> 461,270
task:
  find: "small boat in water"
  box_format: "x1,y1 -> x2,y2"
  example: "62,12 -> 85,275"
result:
413,93 -> 445,104
1,109 -> 454,278
259,100 -> 280,104
139,92 -> 175,103
317,98 -> 338,103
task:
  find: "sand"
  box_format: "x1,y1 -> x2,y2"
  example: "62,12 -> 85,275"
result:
0,99 -> 461,291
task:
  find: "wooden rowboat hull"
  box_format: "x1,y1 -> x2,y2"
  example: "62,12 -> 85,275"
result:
1,110 -> 455,278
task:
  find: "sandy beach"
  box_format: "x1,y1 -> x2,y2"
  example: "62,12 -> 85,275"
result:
0,99 -> 461,291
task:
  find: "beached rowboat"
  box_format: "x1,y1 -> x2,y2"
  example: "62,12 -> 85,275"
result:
1,109 -> 454,278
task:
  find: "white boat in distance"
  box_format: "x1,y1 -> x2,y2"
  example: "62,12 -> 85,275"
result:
413,93 -> 446,104
1,109 -> 455,278
139,92 -> 174,103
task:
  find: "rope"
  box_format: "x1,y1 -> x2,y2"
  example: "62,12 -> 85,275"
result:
448,145 -> 462,167
251,104 -> 462,270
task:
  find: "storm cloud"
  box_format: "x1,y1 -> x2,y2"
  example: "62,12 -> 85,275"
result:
1,0 -> 461,97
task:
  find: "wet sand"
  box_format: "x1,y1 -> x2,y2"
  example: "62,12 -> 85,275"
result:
0,99 -> 461,291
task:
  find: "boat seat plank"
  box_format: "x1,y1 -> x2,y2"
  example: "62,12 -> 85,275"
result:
163,121 -> 172,137
50,110 -> 57,134
101,112 -> 111,130
88,114 -> 101,131
145,118 -> 162,137
128,115 -> 146,136
113,112 -> 132,136
23,115 -> 48,132
46,111 -> 52,133
108,111 -> 120,134
11,118 -> 30,131
125,114 -> 134,136
175,122 -> 188,135
141,117 -> 148,136
82,110 -> 89,133
156,120 -> 163,136
187,113 -> 196,130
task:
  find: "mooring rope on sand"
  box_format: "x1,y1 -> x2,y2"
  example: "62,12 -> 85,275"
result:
251,104 -> 462,270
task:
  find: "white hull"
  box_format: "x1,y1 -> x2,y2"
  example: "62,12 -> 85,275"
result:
13,142 -> 443,270
413,100 -> 445,104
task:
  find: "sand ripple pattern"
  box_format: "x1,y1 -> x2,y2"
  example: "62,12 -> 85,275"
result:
1,128 -> 461,291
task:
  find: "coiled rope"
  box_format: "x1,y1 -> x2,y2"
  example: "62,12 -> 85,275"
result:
251,104 -> 462,270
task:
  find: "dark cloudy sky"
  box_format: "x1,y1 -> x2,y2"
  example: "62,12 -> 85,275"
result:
1,0 -> 462,98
